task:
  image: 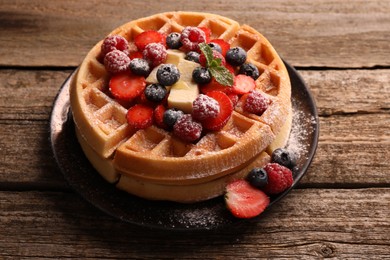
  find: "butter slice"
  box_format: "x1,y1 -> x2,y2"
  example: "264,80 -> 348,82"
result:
168,81 -> 199,113
145,50 -> 186,84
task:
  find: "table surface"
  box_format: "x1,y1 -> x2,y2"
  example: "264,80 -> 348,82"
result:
1,0 -> 389,258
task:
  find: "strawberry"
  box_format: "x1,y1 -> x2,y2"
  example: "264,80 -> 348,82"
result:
198,27 -> 211,42
232,74 -> 256,95
225,179 -> 270,219
153,104 -> 167,129
134,30 -> 165,51
129,51 -> 143,59
109,73 -> 146,101
262,163 -> 293,195
227,93 -> 239,107
202,91 -> 233,131
126,104 -> 154,129
210,39 -> 230,56
200,78 -> 232,95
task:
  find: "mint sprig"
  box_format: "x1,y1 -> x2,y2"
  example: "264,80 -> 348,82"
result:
198,43 -> 234,87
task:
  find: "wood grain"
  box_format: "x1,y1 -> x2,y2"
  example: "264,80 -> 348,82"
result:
0,189 -> 389,258
1,0 -> 389,67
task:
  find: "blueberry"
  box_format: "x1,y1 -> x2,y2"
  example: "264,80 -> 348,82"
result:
239,63 -> 260,80
144,84 -> 167,102
166,32 -> 182,49
129,58 -> 151,77
271,148 -> 297,170
208,42 -> 222,53
163,108 -> 184,128
185,51 -> 200,63
226,47 -> 247,66
246,168 -> 268,188
156,64 -> 180,86
192,67 -> 212,84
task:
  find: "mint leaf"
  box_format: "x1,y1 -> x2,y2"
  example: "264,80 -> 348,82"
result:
198,43 -> 214,67
209,66 -> 234,86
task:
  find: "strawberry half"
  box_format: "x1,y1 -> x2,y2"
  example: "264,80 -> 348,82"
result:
202,91 -> 233,131
109,73 -> 146,101
232,74 -> 256,95
210,39 -> 230,56
153,104 -> 167,129
126,104 -> 154,129
134,30 -> 165,51
200,78 -> 232,95
225,179 -> 270,219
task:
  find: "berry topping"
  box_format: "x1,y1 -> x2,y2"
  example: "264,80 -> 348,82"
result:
173,114 -> 203,142
244,90 -> 269,115
109,72 -> 146,101
153,104 -> 167,129
225,179 -> 270,219
192,67 -> 212,84
126,104 -> 154,129
226,47 -> 247,66
166,32 -> 183,49
156,64 -> 180,86
246,168 -> 268,188
201,91 -> 233,131
262,163 -> 293,195
210,39 -> 230,56
208,42 -> 222,53
192,94 -> 220,121
180,26 -> 206,51
129,58 -> 151,77
144,83 -> 167,103
163,108 -> 184,129
143,43 -> 167,67
200,78 -> 232,95
185,51 -> 200,63
104,50 -> 131,74
232,74 -> 256,94
198,27 -> 211,42
101,35 -> 129,57
239,63 -> 260,80
227,93 -> 239,107
199,49 -> 226,67
271,148 -> 297,170
129,51 -> 143,59
134,30 -> 165,51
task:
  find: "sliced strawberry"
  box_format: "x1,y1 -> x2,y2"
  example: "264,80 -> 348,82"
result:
210,39 -> 230,56
232,74 -> 256,95
227,93 -> 239,107
126,104 -> 154,129
224,63 -> 235,74
109,73 -> 146,101
198,27 -> 211,42
129,51 -> 143,59
134,30 -> 165,51
200,78 -> 232,95
225,179 -> 270,219
202,91 -> 233,131
153,104 -> 167,129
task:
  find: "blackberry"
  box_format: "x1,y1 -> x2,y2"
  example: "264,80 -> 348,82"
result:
226,47 -> 247,66
239,63 -> 260,80
246,168 -> 268,188
156,64 -> 180,86
166,32 -> 183,49
271,148 -> 297,170
144,84 -> 167,103
129,58 -> 150,77
192,67 -> 212,84
185,51 -> 200,63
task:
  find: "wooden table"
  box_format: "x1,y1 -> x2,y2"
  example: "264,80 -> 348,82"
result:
1,1 -> 389,258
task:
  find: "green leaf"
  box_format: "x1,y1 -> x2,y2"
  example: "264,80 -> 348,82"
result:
198,43 -> 213,67
209,66 -> 234,87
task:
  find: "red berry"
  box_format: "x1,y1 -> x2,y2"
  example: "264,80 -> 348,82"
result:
109,73 -> 146,101
192,94 -> 220,121
104,50 -> 131,74
129,51 -> 143,59
224,63 -> 236,74
153,104 -> 168,129
232,74 -> 256,95
173,114 -> 202,142
143,43 -> 167,67
227,93 -> 239,107
210,39 -> 230,56
134,30 -> 166,51
200,78 -> 231,95
244,90 -> 269,115
180,26 -> 206,51
198,27 -> 211,42
199,50 -> 226,67
126,104 -> 154,129
101,35 -> 129,57
262,163 -> 293,195
202,91 -> 233,131
225,179 -> 270,219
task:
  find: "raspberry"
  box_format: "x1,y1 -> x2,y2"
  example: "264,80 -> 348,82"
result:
180,27 -> 206,51
262,163 -> 293,195
173,114 -> 202,142
104,50 -> 131,74
143,43 -> 167,67
244,90 -> 269,115
101,35 -> 129,57
192,94 -> 220,121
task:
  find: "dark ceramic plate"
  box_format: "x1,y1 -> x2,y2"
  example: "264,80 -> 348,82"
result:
50,61 -> 319,230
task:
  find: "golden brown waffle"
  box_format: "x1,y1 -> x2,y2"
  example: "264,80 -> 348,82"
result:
70,12 -> 292,202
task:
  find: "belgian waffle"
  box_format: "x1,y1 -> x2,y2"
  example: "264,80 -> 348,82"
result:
70,12 -> 292,202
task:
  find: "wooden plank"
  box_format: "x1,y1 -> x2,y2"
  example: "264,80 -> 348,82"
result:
0,0 -> 389,67
0,189 -> 389,258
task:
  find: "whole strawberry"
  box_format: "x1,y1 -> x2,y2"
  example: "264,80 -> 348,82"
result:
262,163 -> 293,195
